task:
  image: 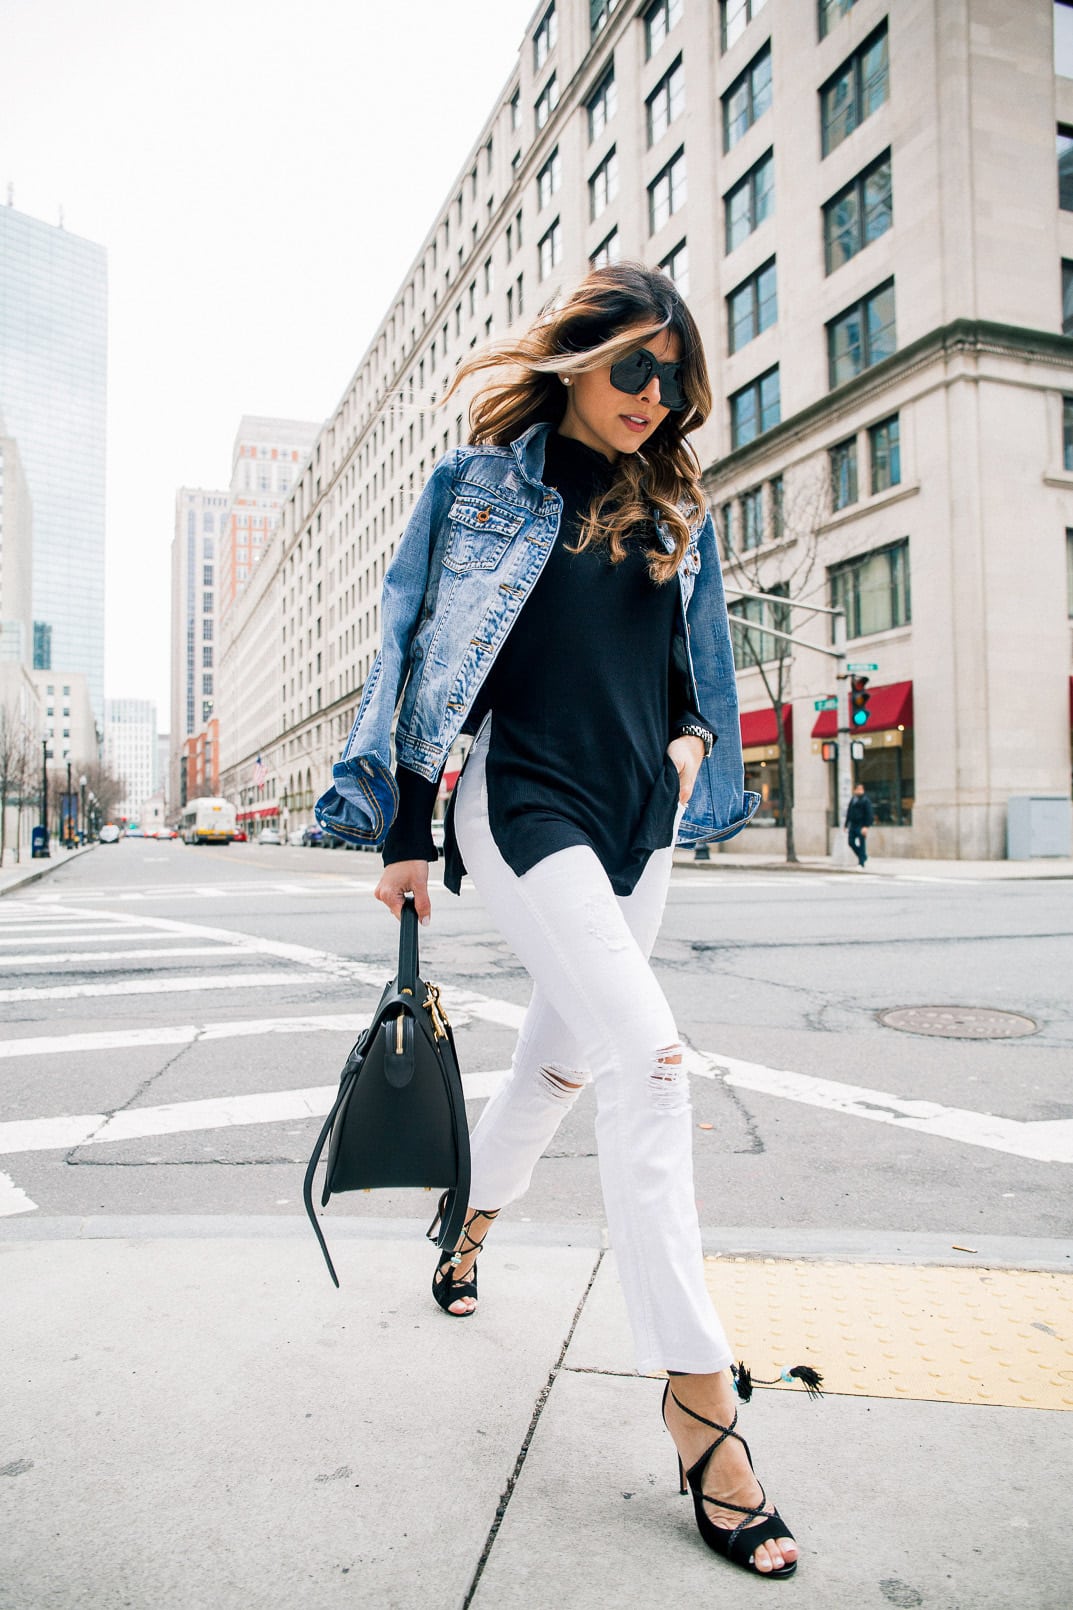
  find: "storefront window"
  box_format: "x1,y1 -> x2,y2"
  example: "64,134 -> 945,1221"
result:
744,754 -> 791,825
829,733 -> 914,826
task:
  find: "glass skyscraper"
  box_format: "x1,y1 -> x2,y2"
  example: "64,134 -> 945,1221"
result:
0,204 -> 107,714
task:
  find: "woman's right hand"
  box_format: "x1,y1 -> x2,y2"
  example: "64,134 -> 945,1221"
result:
375,859 -> 432,925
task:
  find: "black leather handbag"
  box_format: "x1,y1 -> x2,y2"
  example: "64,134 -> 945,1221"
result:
303,895 -> 471,1285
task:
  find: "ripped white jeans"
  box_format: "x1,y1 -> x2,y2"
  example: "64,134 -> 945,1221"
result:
453,723 -> 732,1375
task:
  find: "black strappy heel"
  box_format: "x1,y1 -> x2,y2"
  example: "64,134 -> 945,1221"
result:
427,1190 -> 500,1317
661,1382 -> 797,1578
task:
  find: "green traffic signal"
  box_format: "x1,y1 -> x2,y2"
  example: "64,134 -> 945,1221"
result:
850,675 -> 871,727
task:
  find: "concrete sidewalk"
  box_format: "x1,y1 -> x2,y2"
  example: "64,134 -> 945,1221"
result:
2,1215 -> 1070,1610
0,842 -> 96,897
674,848 -> 1073,879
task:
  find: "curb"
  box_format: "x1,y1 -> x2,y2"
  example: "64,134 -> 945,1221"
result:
0,842 -> 97,898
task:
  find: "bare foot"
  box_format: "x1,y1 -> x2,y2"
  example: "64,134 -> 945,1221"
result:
664,1373 -> 797,1575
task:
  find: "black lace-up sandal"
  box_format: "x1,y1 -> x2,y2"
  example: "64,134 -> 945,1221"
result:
427,1191 -> 500,1317
661,1382 -> 797,1578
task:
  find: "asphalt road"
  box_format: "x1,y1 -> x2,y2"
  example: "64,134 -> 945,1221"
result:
2,839 -> 1071,1248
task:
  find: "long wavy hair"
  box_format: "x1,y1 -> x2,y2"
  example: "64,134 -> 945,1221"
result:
440,262 -> 712,583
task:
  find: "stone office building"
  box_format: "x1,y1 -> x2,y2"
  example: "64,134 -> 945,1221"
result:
227,0 -> 1073,858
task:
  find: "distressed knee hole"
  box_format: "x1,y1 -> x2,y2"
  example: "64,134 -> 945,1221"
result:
537,1063 -> 586,1103
648,1044 -> 689,1111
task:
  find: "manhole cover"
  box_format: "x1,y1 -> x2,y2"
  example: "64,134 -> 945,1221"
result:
879,1006 -> 1038,1039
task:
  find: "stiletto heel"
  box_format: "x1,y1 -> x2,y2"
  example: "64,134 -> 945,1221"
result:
428,1190 -> 500,1317
661,1381 -> 797,1578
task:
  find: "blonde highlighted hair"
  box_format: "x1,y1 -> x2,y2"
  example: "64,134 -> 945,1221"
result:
441,262 -> 712,583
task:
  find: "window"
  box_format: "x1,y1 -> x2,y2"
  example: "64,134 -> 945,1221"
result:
823,150 -> 892,273
203,592 -> 213,614
869,415 -> 901,493
591,228 -> 621,269
647,56 -> 685,145
202,646 -> 214,668
1057,0 -> 1073,76
721,0 -> 767,52
1059,126 -> 1073,210
538,218 -> 562,280
589,146 -> 618,219
720,501 -> 735,557
645,0 -> 682,58
725,149 -> 774,253
590,0 -> 620,38
1064,396 -> 1073,469
829,539 -> 911,638
534,4 -> 557,70
741,486 -> 764,549
729,584 -> 789,666
723,41 -> 772,151
202,674 -> 213,696
819,0 -> 856,39
510,89 -> 521,130
659,238 -> 689,293
829,435 -> 858,509
727,258 -> 777,352
1067,529 -> 1073,617
730,366 -> 780,447
828,280 -> 896,386
535,73 -> 559,130
821,23 -> 888,156
769,474 -> 784,541
1064,261 -> 1073,335
202,619 -> 213,641
203,564 -> 214,585
201,700 -> 213,723
587,68 -> 616,142
537,148 -> 561,209
648,147 -> 686,233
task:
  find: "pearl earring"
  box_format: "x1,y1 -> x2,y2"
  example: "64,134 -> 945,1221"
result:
561,376 -> 572,387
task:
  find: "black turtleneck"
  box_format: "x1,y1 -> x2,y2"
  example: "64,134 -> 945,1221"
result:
383,430 -> 712,895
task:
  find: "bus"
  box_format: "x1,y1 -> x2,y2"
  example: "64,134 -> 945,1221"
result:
179,797 -> 237,845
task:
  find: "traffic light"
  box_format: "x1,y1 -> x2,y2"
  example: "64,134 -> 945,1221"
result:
821,741 -> 838,762
850,676 -> 871,727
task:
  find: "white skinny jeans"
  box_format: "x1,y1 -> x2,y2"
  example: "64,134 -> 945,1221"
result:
453,722 -> 733,1376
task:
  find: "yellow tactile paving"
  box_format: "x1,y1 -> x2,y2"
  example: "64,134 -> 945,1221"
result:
703,1258 -> 1073,1411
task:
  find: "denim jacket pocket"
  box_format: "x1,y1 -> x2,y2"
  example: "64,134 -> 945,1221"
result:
443,496 -> 526,573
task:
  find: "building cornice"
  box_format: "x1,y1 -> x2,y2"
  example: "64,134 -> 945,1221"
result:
704,320 -> 1073,490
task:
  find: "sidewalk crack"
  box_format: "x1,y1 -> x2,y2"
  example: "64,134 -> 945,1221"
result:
460,1246 -> 605,1610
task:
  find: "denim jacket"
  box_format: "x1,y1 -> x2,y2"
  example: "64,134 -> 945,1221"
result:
315,420 -> 759,850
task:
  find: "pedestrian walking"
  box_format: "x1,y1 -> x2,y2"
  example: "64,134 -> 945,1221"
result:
845,782 -> 875,868
324,263 -> 799,1578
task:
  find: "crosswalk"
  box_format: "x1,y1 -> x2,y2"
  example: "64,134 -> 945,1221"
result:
2,891 -> 1070,1225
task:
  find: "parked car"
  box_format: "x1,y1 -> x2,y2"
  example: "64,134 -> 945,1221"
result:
232,828 -> 247,842
287,828 -> 306,846
98,823 -> 120,844
257,827 -> 282,846
301,825 -> 326,846
150,826 -> 179,840
126,824 -> 145,838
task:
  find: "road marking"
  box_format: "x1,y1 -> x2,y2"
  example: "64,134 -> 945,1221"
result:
693,1052 -> 1073,1164
0,945 -> 266,968
0,1170 -> 36,1216
0,1013 -> 371,1061
0,971 -> 336,1003
0,929 -> 168,948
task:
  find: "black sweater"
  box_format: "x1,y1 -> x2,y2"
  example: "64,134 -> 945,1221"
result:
383,430 -> 711,894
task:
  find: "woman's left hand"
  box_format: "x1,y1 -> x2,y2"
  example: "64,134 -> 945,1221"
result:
667,734 -> 706,806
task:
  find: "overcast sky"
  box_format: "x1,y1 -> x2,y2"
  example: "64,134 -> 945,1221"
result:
0,0 -> 538,723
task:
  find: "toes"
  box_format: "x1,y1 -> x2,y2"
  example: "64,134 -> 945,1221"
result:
753,1542 -> 783,1574
449,1297 -> 476,1315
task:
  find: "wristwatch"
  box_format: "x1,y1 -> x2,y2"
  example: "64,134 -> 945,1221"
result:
674,722 -> 715,758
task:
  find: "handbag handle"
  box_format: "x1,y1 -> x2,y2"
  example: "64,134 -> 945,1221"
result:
397,892 -> 420,995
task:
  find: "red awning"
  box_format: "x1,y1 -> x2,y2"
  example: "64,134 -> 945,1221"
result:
237,805 -> 277,820
811,680 -> 914,738
740,704 -> 792,747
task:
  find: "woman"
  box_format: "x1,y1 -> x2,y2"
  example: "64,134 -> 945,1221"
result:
318,264 -> 796,1578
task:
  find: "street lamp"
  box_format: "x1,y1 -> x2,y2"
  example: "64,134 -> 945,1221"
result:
37,735 -> 51,859
79,774 -> 87,844
65,755 -> 73,848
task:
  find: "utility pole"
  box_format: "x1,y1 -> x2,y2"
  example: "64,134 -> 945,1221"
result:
40,737 -> 50,853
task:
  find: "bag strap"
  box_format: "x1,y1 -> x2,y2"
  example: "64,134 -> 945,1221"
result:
397,891 -> 420,995
302,1071 -> 357,1287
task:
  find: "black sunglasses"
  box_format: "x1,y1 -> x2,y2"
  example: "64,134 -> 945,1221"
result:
608,347 -> 687,412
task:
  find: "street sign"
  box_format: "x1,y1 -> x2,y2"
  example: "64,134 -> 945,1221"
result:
813,696 -> 838,710
846,662 -> 878,671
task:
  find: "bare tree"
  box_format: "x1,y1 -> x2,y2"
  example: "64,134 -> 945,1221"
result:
0,702 -> 33,864
721,471 -> 828,865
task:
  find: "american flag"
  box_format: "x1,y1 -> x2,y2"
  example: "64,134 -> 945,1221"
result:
253,755 -> 266,788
